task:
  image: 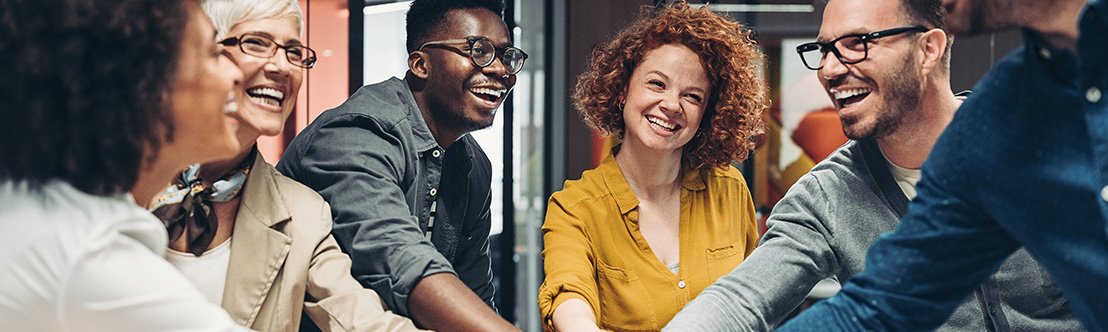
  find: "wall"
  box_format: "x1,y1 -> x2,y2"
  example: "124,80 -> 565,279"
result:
257,0 -> 350,163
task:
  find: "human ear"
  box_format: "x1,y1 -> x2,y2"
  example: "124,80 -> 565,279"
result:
917,28 -> 947,76
408,51 -> 431,79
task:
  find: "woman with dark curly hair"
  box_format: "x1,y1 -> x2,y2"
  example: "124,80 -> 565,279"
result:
538,2 -> 767,331
0,0 -> 248,330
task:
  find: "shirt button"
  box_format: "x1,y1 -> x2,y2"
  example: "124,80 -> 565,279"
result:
1100,185 -> 1108,202
429,188 -> 437,196
432,150 -> 441,158
677,280 -> 686,289
1038,47 -> 1052,60
1087,87 -> 1102,103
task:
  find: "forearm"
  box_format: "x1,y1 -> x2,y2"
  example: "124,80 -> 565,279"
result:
408,272 -> 519,332
551,298 -> 607,332
667,174 -> 840,332
663,244 -> 830,331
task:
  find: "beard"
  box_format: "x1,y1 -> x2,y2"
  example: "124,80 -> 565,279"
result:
840,54 -> 922,140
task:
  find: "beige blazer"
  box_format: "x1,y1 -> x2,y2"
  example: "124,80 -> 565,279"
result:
221,152 -> 424,332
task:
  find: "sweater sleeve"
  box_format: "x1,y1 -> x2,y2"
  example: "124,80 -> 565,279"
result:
664,172 -> 841,332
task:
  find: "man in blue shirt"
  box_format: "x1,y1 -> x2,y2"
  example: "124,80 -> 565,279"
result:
778,0 -> 1108,330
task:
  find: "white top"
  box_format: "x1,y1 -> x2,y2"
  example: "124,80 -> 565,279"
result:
884,155 -> 923,200
0,180 -> 251,332
165,238 -> 233,305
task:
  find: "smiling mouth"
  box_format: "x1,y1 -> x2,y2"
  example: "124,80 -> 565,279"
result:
647,115 -> 680,132
470,87 -> 504,104
247,87 -> 285,107
223,97 -> 238,114
831,87 -> 872,109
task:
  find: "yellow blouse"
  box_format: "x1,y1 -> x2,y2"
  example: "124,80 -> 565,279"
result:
539,153 -> 759,332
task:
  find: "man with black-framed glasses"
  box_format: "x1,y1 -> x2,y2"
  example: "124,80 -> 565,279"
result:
777,0 -> 1108,329
664,0 -> 1079,330
276,0 -> 522,331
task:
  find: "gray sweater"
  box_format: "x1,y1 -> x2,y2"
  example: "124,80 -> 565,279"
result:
663,139 -> 1081,331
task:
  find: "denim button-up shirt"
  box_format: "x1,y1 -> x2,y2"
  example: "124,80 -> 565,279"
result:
778,1 -> 1108,331
277,77 -> 496,318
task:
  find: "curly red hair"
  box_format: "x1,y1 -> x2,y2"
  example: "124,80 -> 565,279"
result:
573,1 -> 767,169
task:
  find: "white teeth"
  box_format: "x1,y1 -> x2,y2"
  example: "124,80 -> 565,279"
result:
248,87 -> 285,100
647,115 -> 677,131
223,98 -> 238,114
470,87 -> 503,98
250,96 -> 279,106
830,88 -> 872,101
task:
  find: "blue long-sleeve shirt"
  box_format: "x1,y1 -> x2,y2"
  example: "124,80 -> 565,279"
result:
777,1 -> 1108,331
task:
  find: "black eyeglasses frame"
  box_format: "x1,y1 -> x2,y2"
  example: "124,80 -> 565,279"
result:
796,26 -> 931,70
418,36 -> 529,74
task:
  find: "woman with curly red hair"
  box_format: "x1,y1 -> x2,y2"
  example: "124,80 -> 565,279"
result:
538,2 -> 767,331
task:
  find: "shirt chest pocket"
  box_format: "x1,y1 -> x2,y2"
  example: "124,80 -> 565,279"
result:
595,260 -> 658,331
705,244 -> 745,279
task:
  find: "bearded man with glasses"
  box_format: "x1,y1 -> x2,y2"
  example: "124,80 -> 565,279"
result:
276,0 -> 523,331
664,0 -> 1080,330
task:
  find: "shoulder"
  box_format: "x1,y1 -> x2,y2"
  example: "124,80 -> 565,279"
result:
702,165 -> 748,188
553,166 -> 611,203
313,78 -> 416,130
260,162 -> 329,214
967,43 -> 1030,100
792,140 -> 867,190
0,180 -> 168,272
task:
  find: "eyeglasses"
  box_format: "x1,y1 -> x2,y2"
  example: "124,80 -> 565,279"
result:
418,36 -> 529,74
796,26 -> 930,70
219,33 -> 317,69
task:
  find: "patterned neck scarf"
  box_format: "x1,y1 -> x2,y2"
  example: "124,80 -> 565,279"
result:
151,147 -> 257,256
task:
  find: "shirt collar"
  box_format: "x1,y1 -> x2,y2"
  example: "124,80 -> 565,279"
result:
600,145 -> 707,215
1022,29 -> 1078,85
399,78 -> 443,153
1022,0 -> 1107,86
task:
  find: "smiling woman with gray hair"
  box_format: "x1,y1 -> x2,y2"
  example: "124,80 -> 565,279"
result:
147,0 -> 422,331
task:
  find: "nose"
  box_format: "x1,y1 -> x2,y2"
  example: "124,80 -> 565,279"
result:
482,54 -> 512,79
266,49 -> 294,76
819,51 -> 849,81
220,52 -> 244,88
660,91 -> 681,115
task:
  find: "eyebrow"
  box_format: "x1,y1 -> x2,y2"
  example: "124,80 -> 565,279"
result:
470,35 -> 514,48
247,31 -> 304,46
646,70 -> 670,81
645,70 -> 707,94
816,28 -> 870,43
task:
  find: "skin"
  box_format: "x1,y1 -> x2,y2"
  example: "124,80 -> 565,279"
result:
132,0 -> 243,205
403,7 -> 521,332
406,8 -> 517,149
940,0 -> 1086,49
817,0 -> 958,169
552,43 -> 710,332
169,15 -> 306,253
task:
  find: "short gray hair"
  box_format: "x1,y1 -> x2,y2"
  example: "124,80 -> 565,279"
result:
201,0 -> 303,39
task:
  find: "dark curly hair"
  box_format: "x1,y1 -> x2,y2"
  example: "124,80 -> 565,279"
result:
405,0 -> 506,53
0,0 -> 189,195
573,1 -> 768,170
